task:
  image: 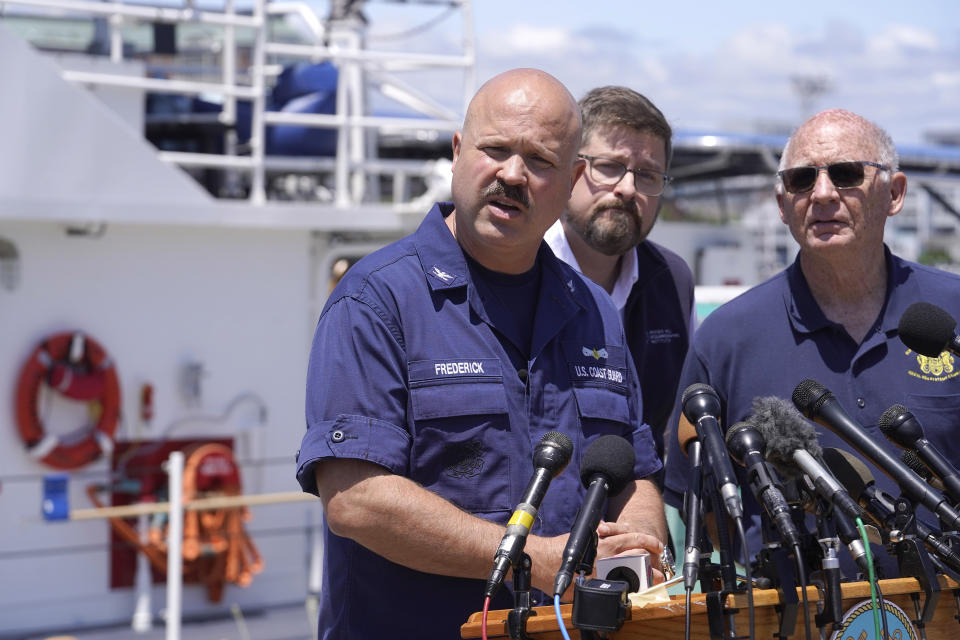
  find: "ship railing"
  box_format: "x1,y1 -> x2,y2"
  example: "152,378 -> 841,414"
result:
65,450 -> 318,640
3,0 -> 475,209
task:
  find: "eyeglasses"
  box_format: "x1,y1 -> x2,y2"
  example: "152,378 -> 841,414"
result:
578,154 -> 671,196
778,161 -> 890,194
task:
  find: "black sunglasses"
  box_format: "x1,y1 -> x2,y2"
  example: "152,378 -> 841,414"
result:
778,161 -> 889,194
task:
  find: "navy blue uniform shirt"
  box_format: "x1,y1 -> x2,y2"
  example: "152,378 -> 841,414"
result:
297,203 -> 660,639
663,247 -> 960,579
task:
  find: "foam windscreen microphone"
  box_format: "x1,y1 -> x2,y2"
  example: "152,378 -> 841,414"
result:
898,302 -> 960,357
749,396 -> 862,521
553,435 -> 635,598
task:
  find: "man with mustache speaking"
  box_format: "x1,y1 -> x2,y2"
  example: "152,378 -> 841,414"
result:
295,69 -> 666,639
546,87 -> 695,468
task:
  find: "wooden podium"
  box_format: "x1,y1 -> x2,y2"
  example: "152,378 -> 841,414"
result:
462,577 -> 960,639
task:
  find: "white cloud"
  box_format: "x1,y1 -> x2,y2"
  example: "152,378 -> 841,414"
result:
496,25 -> 577,54
933,72 -> 960,87
468,15 -> 960,144
726,24 -> 795,66
880,25 -> 940,51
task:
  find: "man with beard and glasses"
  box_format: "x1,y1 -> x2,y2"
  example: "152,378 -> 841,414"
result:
295,69 -> 666,640
545,86 -> 694,466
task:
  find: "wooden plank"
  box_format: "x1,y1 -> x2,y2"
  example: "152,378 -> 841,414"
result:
462,578 -> 960,639
69,491 -> 318,520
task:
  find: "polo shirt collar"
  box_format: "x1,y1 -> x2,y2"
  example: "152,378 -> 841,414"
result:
785,244 -> 903,336
783,255 -> 824,334
876,247 -> 918,336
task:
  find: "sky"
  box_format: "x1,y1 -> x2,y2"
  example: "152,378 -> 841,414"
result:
345,0 -> 960,146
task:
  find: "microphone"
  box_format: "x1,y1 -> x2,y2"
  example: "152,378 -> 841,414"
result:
485,431 -> 574,598
676,412 -> 699,457
902,449 -> 947,492
677,413 -> 707,591
682,384 -> 743,520
878,404 -> 960,505
681,439 -> 704,591
898,302 -> 960,357
553,435 -> 635,597
792,379 -> 960,532
749,396 -> 863,521
822,447 -> 960,575
725,421 -> 801,548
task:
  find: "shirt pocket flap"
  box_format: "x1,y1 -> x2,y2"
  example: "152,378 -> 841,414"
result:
571,384 -> 631,424
408,358 -> 507,420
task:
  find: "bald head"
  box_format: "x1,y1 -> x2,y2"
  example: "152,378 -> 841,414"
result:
780,108 -> 899,173
775,107 -> 908,264
447,68 -> 586,274
462,68 -> 582,160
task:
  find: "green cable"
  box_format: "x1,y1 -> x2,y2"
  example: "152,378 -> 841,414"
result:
857,516 -> 883,640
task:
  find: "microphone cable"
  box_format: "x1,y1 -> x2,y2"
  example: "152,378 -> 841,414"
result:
481,596 -> 490,640
734,516 -> 755,640
793,542 -> 813,640
553,594 -> 572,640
857,516 -> 886,640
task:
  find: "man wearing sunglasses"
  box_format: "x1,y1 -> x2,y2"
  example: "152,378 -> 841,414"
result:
545,86 -> 695,470
662,108 -> 960,579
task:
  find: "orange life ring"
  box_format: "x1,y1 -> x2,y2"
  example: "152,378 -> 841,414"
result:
15,332 -> 121,470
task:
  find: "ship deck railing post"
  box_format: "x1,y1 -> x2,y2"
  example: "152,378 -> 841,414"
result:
165,450 -> 185,640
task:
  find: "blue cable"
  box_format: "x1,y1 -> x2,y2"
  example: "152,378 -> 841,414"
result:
553,594 -> 572,640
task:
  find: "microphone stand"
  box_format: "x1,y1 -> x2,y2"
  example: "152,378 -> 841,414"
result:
701,468 -> 740,640
752,477 -> 817,640
572,532 -> 604,640
811,505 -> 844,634
507,553 -> 535,640
890,495 -> 941,636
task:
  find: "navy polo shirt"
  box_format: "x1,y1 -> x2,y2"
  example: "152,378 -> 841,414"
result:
663,247 -> 960,578
297,203 -> 660,640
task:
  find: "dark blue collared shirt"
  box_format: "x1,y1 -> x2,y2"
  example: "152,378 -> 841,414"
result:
663,247 -> 960,579
297,203 -> 660,639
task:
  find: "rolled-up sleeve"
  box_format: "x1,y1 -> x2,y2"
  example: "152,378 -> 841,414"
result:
297,296 -> 411,495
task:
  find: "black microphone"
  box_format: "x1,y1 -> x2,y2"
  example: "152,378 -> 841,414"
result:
901,449 -> 947,492
553,435 -> 635,597
681,439 -> 704,592
682,383 -> 743,520
750,396 -> 863,521
878,404 -> 960,505
822,447 -> 960,575
898,302 -> 960,357
792,379 -> 960,532
485,431 -> 574,598
725,422 -> 801,548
